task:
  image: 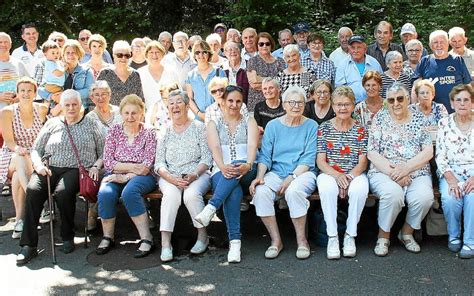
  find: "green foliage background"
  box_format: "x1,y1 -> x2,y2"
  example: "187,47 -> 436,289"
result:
1,0 -> 472,52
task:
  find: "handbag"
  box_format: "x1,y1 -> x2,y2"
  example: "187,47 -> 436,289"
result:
64,122 -> 99,203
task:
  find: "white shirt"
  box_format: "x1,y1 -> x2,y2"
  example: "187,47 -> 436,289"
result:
12,44 -> 44,76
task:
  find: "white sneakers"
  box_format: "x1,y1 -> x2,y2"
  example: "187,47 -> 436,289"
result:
327,237 -> 341,260
228,240 -> 241,263
343,234 -> 356,258
12,219 -> 24,239
194,204 -> 217,227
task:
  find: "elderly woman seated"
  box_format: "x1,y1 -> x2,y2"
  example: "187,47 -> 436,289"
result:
250,86 -> 318,260
410,79 -> 448,129
195,85 -> 258,263
316,86 -> 369,259
436,84 -> 474,259
254,78 -> 286,131
368,83 -> 433,257
303,79 -> 335,125
16,90 -> 104,265
96,95 -> 157,258
154,90 -> 212,262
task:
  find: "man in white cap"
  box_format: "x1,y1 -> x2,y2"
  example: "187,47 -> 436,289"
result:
400,23 -> 428,57
448,27 -> 474,77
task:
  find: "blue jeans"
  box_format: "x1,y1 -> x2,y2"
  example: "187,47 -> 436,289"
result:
210,161 -> 256,241
440,173 -> 474,246
98,175 -> 157,219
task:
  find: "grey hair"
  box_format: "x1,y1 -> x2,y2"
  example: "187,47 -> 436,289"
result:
0,32 -> 12,43
158,31 -> 172,41
278,29 -> 292,39
282,85 -> 306,103
60,89 -> 82,106
89,80 -> 111,95
206,33 -> 221,45
385,51 -> 403,66
168,89 -> 190,105
227,28 -> 241,38
405,39 -> 423,50
283,44 -> 300,57
262,77 -> 281,89
338,27 -> 353,36
173,31 -> 189,41
112,40 -> 131,54
429,30 -> 448,44
386,82 -> 409,99
448,27 -> 465,39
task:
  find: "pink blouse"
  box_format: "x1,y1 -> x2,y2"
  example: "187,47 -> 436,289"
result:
103,123 -> 157,173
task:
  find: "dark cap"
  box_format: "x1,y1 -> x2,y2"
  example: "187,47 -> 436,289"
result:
293,22 -> 310,34
348,35 -> 366,45
214,23 -> 227,31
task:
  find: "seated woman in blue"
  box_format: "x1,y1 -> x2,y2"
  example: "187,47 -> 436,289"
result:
194,85 -> 258,263
250,85 -> 318,260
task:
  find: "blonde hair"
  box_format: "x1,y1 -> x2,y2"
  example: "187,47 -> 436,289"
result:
414,79 -> 435,96
88,34 -> 107,49
119,94 -> 145,113
332,86 -> 356,105
62,40 -> 85,59
208,77 -> 229,91
145,41 -> 166,57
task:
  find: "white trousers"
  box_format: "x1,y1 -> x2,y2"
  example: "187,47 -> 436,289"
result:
317,173 -> 369,237
369,173 -> 433,232
159,173 -> 211,232
253,171 -> 316,218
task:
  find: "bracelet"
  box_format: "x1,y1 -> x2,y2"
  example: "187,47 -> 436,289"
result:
246,162 -> 253,172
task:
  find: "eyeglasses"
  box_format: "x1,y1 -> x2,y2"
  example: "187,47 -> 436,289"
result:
215,28 -> 225,33
258,42 -> 271,47
194,50 -> 209,56
334,103 -> 353,109
225,85 -> 243,93
407,49 -> 421,53
286,100 -> 304,107
210,88 -> 225,95
309,41 -> 323,47
52,38 -> 64,43
93,93 -> 110,99
115,53 -> 132,59
79,37 -> 89,42
315,90 -> 330,96
387,96 -> 406,104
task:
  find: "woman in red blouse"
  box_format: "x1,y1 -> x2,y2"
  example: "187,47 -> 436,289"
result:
96,94 -> 157,258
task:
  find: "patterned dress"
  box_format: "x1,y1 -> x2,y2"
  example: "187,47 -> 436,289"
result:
0,104 -> 44,183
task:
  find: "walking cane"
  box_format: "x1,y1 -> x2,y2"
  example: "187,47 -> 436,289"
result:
42,154 -> 56,264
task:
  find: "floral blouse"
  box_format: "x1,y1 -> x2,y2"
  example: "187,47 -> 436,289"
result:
317,120 -> 368,174
154,120 -> 212,176
368,109 -> 432,178
435,114 -> 473,180
408,102 -> 448,127
353,101 -> 383,128
103,123 -> 156,173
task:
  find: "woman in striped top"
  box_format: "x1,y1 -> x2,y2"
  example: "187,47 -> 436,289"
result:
381,51 -> 411,99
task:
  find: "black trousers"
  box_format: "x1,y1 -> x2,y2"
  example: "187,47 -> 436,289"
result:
20,167 -> 79,247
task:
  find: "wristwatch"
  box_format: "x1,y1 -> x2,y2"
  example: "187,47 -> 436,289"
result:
290,172 -> 297,180
246,162 -> 253,172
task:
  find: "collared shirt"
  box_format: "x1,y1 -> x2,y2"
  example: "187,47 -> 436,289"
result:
367,42 -> 406,71
335,55 -> 383,103
0,57 -> 28,109
272,47 -> 284,59
301,55 -> 336,85
161,52 -> 196,88
11,44 -> 44,76
241,48 -> 258,63
329,47 -> 351,69
450,47 -> 474,76
299,47 -> 311,64
80,51 -> 113,64
222,58 -> 247,85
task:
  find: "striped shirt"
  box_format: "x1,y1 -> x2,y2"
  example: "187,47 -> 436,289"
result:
380,72 -> 412,99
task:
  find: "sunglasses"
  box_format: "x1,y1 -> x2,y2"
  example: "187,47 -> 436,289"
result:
210,88 -> 225,95
258,42 -> 271,47
225,85 -> 243,93
387,96 -> 406,104
52,38 -> 64,43
215,28 -> 225,33
115,53 -> 132,59
194,50 -> 209,56
79,37 -> 89,42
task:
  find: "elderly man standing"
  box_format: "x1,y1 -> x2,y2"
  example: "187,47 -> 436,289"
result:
412,30 -> 471,113
335,35 -> 382,103
161,31 -> 196,88
293,22 -> 311,63
272,29 -> 294,60
241,28 -> 258,62
367,21 -> 406,71
78,29 -> 113,64
399,23 -> 428,57
448,27 -> 474,77
159,31 -> 173,55
226,28 -> 241,45
329,27 -> 353,69
11,23 -> 43,76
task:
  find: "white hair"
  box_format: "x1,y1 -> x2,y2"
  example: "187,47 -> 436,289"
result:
262,77 -> 281,89
173,31 -> 189,41
206,33 -> 221,45
112,40 -> 131,53
227,28 -> 241,38
385,51 -> 403,66
283,44 -> 300,57
0,32 -> 12,44
338,27 -> 353,36
158,31 -> 172,41
405,39 -> 423,50
60,89 -> 82,106
282,85 -> 306,103
429,30 -> 448,44
448,27 -> 466,39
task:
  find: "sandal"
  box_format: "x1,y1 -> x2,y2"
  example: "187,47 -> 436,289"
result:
398,231 -> 420,253
96,237 -> 115,255
134,239 -> 155,258
374,238 -> 390,257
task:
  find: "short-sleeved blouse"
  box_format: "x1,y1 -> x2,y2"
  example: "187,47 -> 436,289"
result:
353,101 -> 383,128
303,101 -> 336,125
185,67 -> 226,115
277,70 -> 316,96
317,120 -> 368,174
97,67 -> 144,106
154,120 -> 212,176
246,55 -> 286,111
408,102 -> 448,127
368,109 -> 432,178
435,114 -> 473,180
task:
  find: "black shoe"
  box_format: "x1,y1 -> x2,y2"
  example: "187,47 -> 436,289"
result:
61,240 -> 75,254
96,237 -> 115,255
134,239 -> 155,258
16,246 -> 38,266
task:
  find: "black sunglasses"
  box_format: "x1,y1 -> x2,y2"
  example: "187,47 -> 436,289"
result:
210,87 -> 225,95
387,96 -> 406,104
79,37 -> 89,42
194,50 -> 209,56
225,85 -> 243,93
258,42 -> 271,47
115,53 -> 132,59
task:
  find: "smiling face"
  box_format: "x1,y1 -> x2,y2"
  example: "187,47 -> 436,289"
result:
113,49 -> 131,66
121,103 -> 143,127
294,31 -> 309,47
17,82 -> 36,101
283,94 -> 305,118
22,27 -> 39,46
309,38 -> 324,56
208,39 -> 221,55
387,90 -> 409,118
262,80 -> 280,100
451,90 -> 472,117
430,35 -> 449,59
146,46 -> 164,65
349,41 -> 367,63
167,94 -> 188,121
78,31 -> 91,51
333,95 -> 355,120
210,82 -> 226,102
387,55 -> 403,74
375,23 -> 393,47
311,84 -> 331,106
91,87 -> 111,108
224,43 -> 240,61
89,41 -> 104,56
0,35 -> 12,55
284,50 -> 300,70
193,45 -> 210,64
338,30 -> 352,51
242,30 -> 257,52
223,90 -> 243,117
63,46 -> 79,66
363,78 -> 381,99
279,31 -> 293,48
227,30 -> 241,44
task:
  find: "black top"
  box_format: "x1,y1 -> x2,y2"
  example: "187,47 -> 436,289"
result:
254,100 -> 286,129
303,101 -> 335,125
129,60 -> 148,70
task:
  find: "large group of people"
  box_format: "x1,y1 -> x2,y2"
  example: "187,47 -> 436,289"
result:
0,19 -> 472,266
